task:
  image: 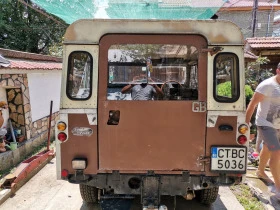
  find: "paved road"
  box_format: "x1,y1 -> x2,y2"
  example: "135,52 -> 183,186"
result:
1,158 -> 244,210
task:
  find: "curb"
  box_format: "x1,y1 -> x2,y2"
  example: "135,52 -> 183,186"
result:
247,181 -> 270,203
246,180 -> 280,210
247,181 -> 269,203
0,189 -> 11,206
0,155 -> 54,206
264,204 -> 275,210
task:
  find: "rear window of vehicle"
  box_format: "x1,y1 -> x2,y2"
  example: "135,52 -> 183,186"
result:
107,44 -> 199,101
214,53 -> 240,103
66,51 -> 92,100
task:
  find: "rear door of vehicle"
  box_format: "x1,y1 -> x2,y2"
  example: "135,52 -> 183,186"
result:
98,34 -> 207,172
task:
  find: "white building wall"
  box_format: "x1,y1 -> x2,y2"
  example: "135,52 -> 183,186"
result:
28,72 -> 61,122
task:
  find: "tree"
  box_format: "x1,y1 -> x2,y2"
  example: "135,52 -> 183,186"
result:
245,56 -> 274,90
245,56 -> 273,131
0,0 -> 67,55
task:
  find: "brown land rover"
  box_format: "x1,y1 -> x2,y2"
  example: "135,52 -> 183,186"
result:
55,19 -> 249,209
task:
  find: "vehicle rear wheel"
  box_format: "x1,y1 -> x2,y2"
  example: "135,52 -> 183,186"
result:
196,186 -> 219,205
79,184 -> 98,203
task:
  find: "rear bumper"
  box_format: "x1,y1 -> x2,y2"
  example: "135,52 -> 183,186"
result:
66,172 -> 242,195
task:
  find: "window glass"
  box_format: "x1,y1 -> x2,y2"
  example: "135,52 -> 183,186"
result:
67,52 -> 92,100
214,53 -> 239,102
107,44 -> 199,101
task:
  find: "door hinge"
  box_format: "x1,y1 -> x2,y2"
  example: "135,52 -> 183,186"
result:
201,47 -> 224,56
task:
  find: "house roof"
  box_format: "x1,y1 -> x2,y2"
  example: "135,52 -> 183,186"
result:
220,0 -> 280,11
0,48 -> 62,70
0,48 -> 62,62
244,49 -> 258,60
246,37 -> 280,49
6,60 -> 62,70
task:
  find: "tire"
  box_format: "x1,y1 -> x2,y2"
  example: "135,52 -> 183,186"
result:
79,184 -> 98,203
196,186 -> 219,205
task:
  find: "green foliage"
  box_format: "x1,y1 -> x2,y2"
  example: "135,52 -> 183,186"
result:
230,184 -> 264,210
48,40 -> 63,57
217,82 -> 254,103
0,0 -> 67,55
245,84 -> 254,101
245,56 -> 274,90
217,81 -> 232,97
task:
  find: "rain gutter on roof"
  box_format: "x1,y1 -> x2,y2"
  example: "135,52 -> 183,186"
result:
64,19 -> 244,46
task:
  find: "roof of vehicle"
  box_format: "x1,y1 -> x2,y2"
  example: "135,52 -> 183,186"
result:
64,19 -> 244,45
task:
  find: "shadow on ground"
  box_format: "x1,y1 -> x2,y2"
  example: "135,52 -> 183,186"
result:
80,194 -> 227,210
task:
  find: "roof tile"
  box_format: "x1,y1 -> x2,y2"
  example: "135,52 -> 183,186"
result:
6,60 -> 62,70
244,50 -> 258,59
246,37 -> 280,48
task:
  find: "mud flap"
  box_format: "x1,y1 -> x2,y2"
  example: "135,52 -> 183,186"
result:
141,175 -> 160,208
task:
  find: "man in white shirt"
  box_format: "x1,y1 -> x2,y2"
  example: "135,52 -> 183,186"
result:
246,62 -> 280,199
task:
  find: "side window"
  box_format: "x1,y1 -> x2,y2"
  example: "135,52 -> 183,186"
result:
67,51 -> 92,100
214,53 -> 240,102
107,44 -> 199,101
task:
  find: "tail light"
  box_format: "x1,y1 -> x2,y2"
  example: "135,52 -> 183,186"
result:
237,135 -> 247,145
56,120 -> 68,142
61,169 -> 69,178
58,132 -> 67,142
238,124 -> 248,135
57,121 -> 67,131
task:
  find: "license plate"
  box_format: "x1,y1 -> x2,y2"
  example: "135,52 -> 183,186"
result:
211,146 -> 247,173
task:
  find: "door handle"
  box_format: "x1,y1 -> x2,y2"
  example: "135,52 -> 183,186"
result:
107,110 -> 120,125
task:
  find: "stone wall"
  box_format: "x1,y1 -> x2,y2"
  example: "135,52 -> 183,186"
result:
7,88 -> 25,133
0,128 -> 56,171
0,73 -> 60,171
0,112 -> 59,171
0,74 -> 60,139
0,74 -> 29,136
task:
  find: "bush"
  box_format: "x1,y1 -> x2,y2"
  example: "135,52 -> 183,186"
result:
245,56 -> 274,90
245,84 -> 254,102
217,82 -> 254,103
217,81 -> 232,97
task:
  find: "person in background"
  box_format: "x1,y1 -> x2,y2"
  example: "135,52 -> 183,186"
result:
121,77 -> 163,100
255,134 -> 273,184
246,62 -> 280,199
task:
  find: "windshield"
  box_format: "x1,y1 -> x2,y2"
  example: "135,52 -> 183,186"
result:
108,44 -> 197,85
107,44 -> 198,101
